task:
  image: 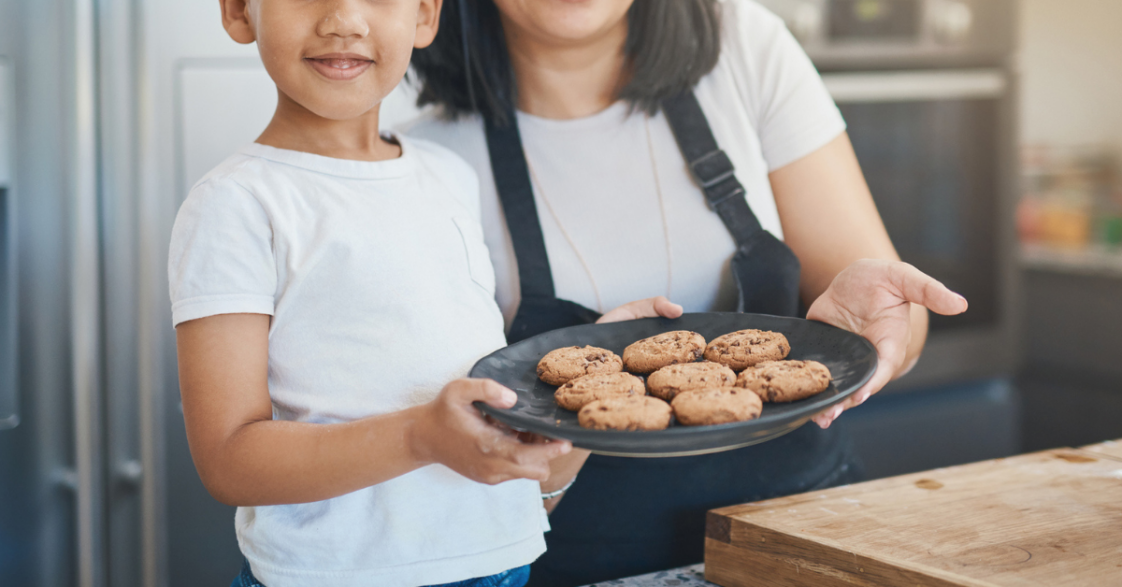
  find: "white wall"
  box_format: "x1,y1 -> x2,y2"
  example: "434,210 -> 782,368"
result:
1019,0 -> 1122,150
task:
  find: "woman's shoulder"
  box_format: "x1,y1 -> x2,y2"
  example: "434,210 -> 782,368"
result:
396,109 -> 492,181
713,0 -> 785,35
399,128 -> 478,178
396,114 -> 490,212
701,0 -> 831,123
397,109 -> 486,157
713,0 -> 799,70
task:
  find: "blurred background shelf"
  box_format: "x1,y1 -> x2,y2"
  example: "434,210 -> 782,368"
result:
1021,244 -> 1122,278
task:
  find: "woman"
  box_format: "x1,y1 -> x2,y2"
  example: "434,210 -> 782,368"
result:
405,1 -> 967,585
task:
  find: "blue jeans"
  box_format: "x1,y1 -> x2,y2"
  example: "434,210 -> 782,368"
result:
231,559 -> 531,587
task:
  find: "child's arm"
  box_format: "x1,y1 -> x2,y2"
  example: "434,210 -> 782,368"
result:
177,312 -> 570,506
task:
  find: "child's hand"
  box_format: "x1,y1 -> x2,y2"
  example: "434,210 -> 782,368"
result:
412,379 -> 572,485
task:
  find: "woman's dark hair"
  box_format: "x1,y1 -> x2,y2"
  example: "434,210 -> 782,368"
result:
411,0 -> 722,125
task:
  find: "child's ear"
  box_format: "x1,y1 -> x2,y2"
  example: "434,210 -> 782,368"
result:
220,0 -> 256,45
414,0 -> 444,49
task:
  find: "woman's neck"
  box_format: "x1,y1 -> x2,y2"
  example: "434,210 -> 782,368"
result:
502,15 -> 629,120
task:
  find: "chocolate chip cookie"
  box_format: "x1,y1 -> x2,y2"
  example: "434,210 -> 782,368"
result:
703,329 -> 790,371
646,362 -> 736,401
735,360 -> 832,403
670,387 -> 763,426
554,372 -> 647,412
622,331 -> 706,375
578,395 -> 673,431
537,346 -> 623,386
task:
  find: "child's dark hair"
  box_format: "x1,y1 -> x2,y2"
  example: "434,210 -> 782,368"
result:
410,0 -> 722,126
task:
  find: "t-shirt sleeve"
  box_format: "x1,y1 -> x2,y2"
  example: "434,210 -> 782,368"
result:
168,178 -> 277,327
726,0 -> 847,171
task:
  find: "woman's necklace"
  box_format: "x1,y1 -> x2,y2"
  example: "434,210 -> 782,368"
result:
523,113 -> 674,314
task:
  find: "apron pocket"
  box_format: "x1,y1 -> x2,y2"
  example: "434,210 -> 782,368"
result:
452,216 -> 497,294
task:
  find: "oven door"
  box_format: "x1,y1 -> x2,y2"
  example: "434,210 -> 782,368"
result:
823,68 -> 1018,386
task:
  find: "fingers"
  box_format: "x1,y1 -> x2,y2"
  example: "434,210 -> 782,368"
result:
508,442 -> 572,482
812,353 -> 895,429
889,263 -> 968,316
652,296 -> 685,319
513,438 -> 572,463
432,381 -> 573,484
597,297 -> 684,324
454,379 -> 517,410
477,435 -> 572,484
812,404 -> 845,429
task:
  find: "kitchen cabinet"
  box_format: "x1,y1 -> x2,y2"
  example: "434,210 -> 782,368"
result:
1018,268 -> 1122,453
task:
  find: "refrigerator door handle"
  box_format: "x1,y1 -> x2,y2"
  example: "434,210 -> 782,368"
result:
0,58 -> 16,431
73,0 -> 106,584
0,184 -> 13,431
822,69 -> 1008,103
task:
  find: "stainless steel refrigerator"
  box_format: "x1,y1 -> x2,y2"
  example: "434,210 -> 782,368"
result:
0,1 -> 420,585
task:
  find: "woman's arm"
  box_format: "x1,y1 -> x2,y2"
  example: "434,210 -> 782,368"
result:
177,313 -> 570,506
771,134 -> 967,427
771,132 -> 925,364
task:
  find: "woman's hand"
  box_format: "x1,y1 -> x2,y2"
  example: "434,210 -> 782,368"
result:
598,296 -> 684,324
411,379 -> 572,485
806,260 -> 968,429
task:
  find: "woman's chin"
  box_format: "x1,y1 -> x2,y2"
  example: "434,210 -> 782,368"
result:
499,0 -> 633,45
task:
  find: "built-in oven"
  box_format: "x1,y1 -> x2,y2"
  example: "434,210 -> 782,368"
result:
757,0 -> 1021,477
759,0 -> 1019,389
826,67 -> 1016,386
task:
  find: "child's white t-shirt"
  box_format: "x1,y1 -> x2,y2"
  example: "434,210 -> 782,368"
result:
168,136 -> 546,587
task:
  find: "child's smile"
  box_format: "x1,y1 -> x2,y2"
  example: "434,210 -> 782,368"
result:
223,0 -> 441,124
304,52 -> 375,82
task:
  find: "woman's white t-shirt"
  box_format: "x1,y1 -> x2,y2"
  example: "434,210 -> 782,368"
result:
402,0 -> 845,326
168,137 -> 546,587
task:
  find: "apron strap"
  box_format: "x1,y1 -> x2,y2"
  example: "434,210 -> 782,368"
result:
661,90 -> 764,247
484,113 -> 556,300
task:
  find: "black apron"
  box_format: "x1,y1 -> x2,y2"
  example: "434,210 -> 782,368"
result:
484,91 -> 863,587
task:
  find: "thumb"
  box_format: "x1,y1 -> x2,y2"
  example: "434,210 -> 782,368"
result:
459,379 -> 518,410
652,296 -> 685,319
597,296 -> 684,324
891,264 -> 968,316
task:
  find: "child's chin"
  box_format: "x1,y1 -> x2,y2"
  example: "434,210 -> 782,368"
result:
302,98 -> 384,122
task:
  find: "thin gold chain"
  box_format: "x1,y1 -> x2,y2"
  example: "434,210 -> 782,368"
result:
526,158 -> 606,313
523,113 -> 674,314
646,115 -> 674,299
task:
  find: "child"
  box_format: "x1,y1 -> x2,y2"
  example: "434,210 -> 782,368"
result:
169,1 -> 573,585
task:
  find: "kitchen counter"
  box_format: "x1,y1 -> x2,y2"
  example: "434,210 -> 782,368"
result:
581,564 -> 712,587
706,441 -> 1122,586
586,440 -> 1122,587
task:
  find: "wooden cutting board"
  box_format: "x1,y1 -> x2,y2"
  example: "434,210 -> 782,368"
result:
1081,439 -> 1122,462
704,443 -> 1122,587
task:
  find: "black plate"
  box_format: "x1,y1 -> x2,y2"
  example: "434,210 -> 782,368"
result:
470,313 -> 877,457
